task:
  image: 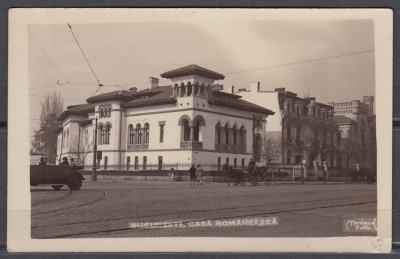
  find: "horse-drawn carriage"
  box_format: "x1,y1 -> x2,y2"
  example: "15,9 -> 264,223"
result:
349,170 -> 376,184
222,164 -> 274,186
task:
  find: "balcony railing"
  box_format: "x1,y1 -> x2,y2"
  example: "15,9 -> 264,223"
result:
180,141 -> 203,151
215,143 -> 246,154
127,143 -> 149,151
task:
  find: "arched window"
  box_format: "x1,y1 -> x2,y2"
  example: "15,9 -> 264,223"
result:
225,123 -> 229,144
240,125 -> 246,147
144,123 -> 149,143
187,82 -> 192,96
215,122 -> 221,144
135,124 -> 142,143
180,83 -> 186,97
108,105 -> 112,117
233,124 -> 238,145
194,120 -> 200,141
98,125 -> 104,144
128,124 -> 134,144
99,106 -> 104,118
182,119 -> 190,141
105,124 -> 111,144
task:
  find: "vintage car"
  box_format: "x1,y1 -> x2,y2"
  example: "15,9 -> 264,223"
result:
30,165 -> 85,190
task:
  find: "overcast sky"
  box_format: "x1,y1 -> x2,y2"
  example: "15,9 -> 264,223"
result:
29,18 -> 375,135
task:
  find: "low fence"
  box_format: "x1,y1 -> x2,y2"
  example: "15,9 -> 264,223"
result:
79,163 -> 221,172
78,163 -> 359,183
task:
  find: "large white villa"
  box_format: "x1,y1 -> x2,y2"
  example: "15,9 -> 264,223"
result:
56,65 -> 274,171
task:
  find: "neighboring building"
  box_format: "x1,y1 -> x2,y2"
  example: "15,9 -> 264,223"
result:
237,84 -> 340,169
56,65 -> 274,170
329,96 -> 376,172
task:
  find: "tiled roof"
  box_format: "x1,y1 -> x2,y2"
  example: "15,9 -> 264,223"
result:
59,85 -> 274,121
160,64 -> 225,80
86,89 -> 136,103
123,86 -> 177,108
58,103 -> 94,121
210,92 -> 274,116
334,115 -> 356,124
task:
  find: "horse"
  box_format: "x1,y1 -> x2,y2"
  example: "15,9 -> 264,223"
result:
222,164 -> 244,186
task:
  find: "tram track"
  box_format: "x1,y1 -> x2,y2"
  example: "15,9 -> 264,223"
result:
32,190 -> 109,216
31,190 -> 73,208
33,195 -> 376,238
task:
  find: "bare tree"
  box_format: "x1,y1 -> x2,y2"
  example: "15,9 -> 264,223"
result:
290,124 -> 313,183
341,128 -> 361,183
261,137 -> 281,165
32,91 -> 64,163
69,131 -> 93,166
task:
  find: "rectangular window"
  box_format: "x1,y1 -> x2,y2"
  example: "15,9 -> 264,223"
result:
160,125 -> 164,142
159,121 -> 165,143
226,157 -> 229,166
234,158 -> 237,169
126,156 -> 130,170
217,157 -> 221,171
134,156 -> 138,170
104,156 -> 108,169
158,156 -> 163,170
241,159 -> 245,169
143,156 -> 147,170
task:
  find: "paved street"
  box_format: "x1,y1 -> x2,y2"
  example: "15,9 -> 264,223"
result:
31,180 -> 377,238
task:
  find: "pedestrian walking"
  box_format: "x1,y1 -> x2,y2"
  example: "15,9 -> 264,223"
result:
189,164 -> 196,186
196,164 -> 203,186
169,168 -> 176,181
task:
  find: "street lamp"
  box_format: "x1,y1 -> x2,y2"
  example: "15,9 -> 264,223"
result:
92,117 -> 98,181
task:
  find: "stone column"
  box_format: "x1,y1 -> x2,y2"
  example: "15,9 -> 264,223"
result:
178,86 -> 181,97
184,83 -> 189,97
190,125 -> 194,141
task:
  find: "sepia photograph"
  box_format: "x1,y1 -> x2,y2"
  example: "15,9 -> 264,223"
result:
8,9 -> 392,252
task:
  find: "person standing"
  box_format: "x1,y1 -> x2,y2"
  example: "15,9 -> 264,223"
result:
60,157 -> 69,166
189,164 -> 196,186
196,164 -> 203,186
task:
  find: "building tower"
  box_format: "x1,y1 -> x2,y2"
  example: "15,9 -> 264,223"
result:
363,96 -> 374,115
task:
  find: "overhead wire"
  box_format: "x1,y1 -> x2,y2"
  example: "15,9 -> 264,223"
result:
225,49 -> 375,75
67,23 -> 103,88
28,30 -> 68,82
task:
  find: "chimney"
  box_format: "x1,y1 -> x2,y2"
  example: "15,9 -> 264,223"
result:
231,86 -> 235,94
212,84 -> 224,91
149,77 -> 159,89
129,87 -> 137,92
274,87 -> 285,94
250,81 -> 260,92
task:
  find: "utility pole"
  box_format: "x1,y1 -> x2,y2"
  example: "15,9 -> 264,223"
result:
92,117 -> 98,181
